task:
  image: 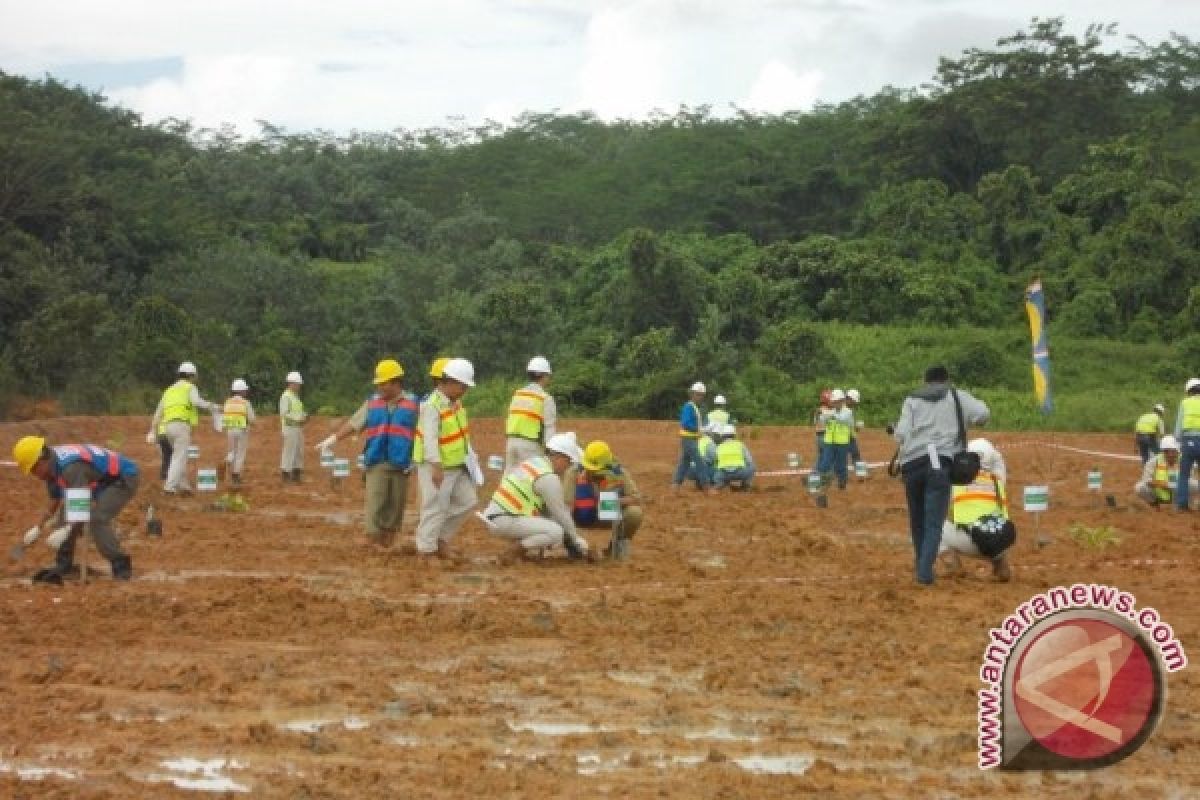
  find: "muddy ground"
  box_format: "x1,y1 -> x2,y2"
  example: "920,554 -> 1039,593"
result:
0,416 -> 1196,798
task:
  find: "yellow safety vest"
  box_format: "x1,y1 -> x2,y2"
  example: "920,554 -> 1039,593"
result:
707,409 -> 730,428
1182,396 -> 1200,432
698,435 -> 715,462
492,456 -> 553,516
505,385 -> 546,440
1135,413 -> 1161,435
413,391 -> 470,467
952,470 -> 1007,525
161,380 -> 198,426
1152,456 -> 1178,503
281,389 -> 305,426
824,414 -> 851,445
223,396 -> 250,429
715,439 -> 747,470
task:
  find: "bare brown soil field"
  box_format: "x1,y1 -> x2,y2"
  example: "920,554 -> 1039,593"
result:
1,416 -> 1197,798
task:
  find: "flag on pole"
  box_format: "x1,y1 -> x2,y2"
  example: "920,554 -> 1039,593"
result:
1024,279 -> 1053,414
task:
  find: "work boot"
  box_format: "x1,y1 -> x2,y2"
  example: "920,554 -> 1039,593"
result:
281,470 -> 292,484
992,555 -> 1012,582
110,555 -> 133,581
231,473 -> 242,487
562,533 -> 585,560
31,567 -> 65,585
292,469 -> 304,484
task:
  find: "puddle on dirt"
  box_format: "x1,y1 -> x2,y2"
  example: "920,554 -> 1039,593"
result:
734,754 -> 816,775
689,554 -> 727,569
279,716 -> 371,733
391,734 -> 422,746
147,758 -> 248,792
508,721 -> 603,736
683,727 -> 762,742
0,760 -> 80,781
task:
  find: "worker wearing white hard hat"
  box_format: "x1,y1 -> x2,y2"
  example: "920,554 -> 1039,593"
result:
845,389 -> 865,467
939,438 -> 1014,582
816,389 -> 854,490
712,424 -> 756,491
414,357 -> 479,558
1137,435 -> 1199,508
146,360 -> 217,495
705,394 -> 731,433
503,356 -> 558,471
672,381 -> 714,492
278,371 -> 308,483
1174,379 -> 1200,511
219,378 -> 256,486
482,432 -> 591,561
1134,402 -> 1167,464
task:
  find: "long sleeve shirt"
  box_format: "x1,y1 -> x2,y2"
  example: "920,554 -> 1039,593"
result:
279,390 -> 307,429
679,402 -> 702,435
418,389 -> 467,466
149,382 -> 215,431
532,472 -> 578,539
894,383 -> 990,467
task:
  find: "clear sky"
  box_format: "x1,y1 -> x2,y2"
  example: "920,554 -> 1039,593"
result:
1,1 -> 1195,135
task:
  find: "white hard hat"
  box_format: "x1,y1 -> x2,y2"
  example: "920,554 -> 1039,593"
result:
231,378 -> 249,392
967,438 -> 1003,473
830,388 -> 846,402
846,389 -> 861,403
1160,435 -> 1180,451
178,361 -> 198,375
721,424 -> 736,437
1187,378 -> 1200,393
690,381 -> 706,393
714,395 -> 727,405
286,371 -> 303,384
1154,403 -> 1166,414
526,356 -> 552,375
442,358 -> 476,387
545,432 -> 583,464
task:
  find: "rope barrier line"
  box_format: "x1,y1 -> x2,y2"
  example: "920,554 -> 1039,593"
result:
1045,444 -> 1142,463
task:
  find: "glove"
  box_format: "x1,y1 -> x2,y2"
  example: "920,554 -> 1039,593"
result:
23,526 -> 41,546
316,435 -> 337,453
146,431 -> 157,444
46,526 -> 72,549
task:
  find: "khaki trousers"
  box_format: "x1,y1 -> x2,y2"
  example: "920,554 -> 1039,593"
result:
280,426 -> 304,471
504,437 -> 543,472
225,428 -> 250,474
489,515 -> 564,550
164,421 -> 192,491
414,464 -> 477,554
365,465 -> 409,539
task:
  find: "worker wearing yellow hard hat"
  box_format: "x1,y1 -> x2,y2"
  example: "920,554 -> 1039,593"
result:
11,435 -> 139,583
316,359 -> 418,548
564,440 -> 644,560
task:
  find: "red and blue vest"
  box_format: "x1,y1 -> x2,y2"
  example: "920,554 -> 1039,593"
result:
572,465 -> 625,526
362,392 -> 419,468
47,444 -> 138,499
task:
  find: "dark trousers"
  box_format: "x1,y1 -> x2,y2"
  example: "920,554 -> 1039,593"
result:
901,456 -> 952,585
1136,433 -> 1158,465
56,475 -> 137,577
157,435 -> 173,481
1178,434 -> 1200,510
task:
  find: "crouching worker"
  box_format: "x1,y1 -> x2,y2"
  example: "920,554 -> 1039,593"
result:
1136,435 -> 1198,508
712,425 -> 755,491
939,439 -> 1014,582
12,436 -> 138,584
567,441 -> 644,560
482,433 -> 591,561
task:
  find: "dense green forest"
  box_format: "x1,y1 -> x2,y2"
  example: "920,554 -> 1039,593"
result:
1,19 -> 1198,429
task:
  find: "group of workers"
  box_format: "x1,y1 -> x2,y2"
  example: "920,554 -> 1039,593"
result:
671,382 -> 757,493
1131,377 -> 1200,511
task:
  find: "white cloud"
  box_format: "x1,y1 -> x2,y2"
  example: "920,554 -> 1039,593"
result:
742,60 -> 824,114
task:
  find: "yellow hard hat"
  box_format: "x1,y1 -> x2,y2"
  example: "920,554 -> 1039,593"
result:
429,357 -> 451,379
374,358 -> 405,384
581,441 -> 613,472
13,435 -> 46,475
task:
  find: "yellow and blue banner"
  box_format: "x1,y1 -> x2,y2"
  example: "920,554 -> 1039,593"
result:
1024,280 -> 1053,414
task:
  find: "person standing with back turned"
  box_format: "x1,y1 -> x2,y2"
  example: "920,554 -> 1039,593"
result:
504,356 -> 557,471
892,365 -> 989,586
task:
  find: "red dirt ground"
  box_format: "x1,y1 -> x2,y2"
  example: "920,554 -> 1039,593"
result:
1,416 -> 1196,798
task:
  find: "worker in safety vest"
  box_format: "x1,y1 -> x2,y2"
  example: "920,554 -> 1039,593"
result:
566,440 -> 644,560
504,356 -> 558,471
705,395 -> 731,433
812,388 -> 832,470
845,389 -> 865,465
817,389 -> 854,489
222,379 -> 256,487
413,358 -> 478,558
12,436 -> 138,584
316,359 -> 418,548
672,381 -> 714,492
1134,403 -> 1166,464
712,424 -> 756,491
482,433 -> 590,561
147,361 -> 216,495
939,439 -> 1014,582
684,432 -> 716,486
1136,435 -> 1198,508
279,371 -> 308,483
1175,378 -> 1200,512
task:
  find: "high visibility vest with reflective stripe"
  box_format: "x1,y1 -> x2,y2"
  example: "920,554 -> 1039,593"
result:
223,396 -> 250,430
680,401 -> 702,438
505,385 -> 546,440
1135,413 -> 1160,435
698,435 -> 715,462
492,457 -> 553,517
1152,455 -> 1178,503
715,439 -> 747,470
824,415 -> 851,445
162,380 -> 197,426
951,470 -> 1007,525
1182,396 -> 1200,432
413,391 -> 470,467
572,464 -> 625,525
707,409 -> 730,429
47,444 -> 138,498
362,392 -> 418,468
